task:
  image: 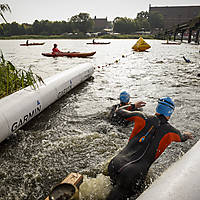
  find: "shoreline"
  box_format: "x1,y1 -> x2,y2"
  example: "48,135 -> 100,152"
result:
0,34 -> 156,40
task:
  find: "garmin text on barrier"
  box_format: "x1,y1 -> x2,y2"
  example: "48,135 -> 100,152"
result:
57,81 -> 72,99
11,102 -> 42,132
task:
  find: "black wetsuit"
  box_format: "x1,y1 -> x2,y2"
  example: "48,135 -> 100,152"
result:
107,106 -> 190,200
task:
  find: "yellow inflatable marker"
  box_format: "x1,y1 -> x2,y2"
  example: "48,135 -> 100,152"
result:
132,37 -> 151,52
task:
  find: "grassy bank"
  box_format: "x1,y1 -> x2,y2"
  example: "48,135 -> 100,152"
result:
0,34 -> 156,40
0,52 -> 44,99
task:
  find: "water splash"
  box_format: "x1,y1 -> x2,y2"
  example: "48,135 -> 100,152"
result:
79,174 -> 112,200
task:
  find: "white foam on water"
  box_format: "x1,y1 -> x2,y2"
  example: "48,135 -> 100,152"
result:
79,174 -> 112,200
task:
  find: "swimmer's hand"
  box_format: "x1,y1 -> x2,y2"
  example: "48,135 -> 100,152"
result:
183,131 -> 193,140
134,101 -> 146,109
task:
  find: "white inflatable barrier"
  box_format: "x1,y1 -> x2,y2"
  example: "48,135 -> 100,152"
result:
137,140 -> 200,200
0,63 -> 94,143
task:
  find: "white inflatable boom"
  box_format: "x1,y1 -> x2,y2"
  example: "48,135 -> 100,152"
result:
0,63 -> 94,143
137,140 -> 200,200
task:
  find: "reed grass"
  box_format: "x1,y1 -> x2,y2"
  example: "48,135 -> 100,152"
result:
0,51 -> 44,99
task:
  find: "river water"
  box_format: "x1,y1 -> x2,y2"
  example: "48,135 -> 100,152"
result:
0,39 -> 199,200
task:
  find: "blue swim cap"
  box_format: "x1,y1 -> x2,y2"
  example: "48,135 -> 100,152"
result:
120,91 -> 130,103
156,97 -> 175,117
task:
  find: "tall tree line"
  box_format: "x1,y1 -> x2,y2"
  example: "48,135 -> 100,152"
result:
0,13 -> 94,36
113,11 -> 164,34
0,11 -> 164,36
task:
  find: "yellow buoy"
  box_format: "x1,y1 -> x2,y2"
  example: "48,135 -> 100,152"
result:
132,37 -> 151,52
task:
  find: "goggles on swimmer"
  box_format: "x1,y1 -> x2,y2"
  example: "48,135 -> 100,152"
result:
156,97 -> 175,117
119,91 -> 130,103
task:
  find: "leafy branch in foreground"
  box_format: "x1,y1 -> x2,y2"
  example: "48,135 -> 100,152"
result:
0,51 -> 44,99
0,4 -> 11,23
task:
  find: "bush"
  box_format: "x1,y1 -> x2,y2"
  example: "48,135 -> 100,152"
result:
0,51 -> 44,99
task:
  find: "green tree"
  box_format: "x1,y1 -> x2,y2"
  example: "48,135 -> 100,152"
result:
136,11 -> 149,20
51,21 -> 72,35
32,20 -> 42,35
113,17 -> 136,34
0,4 -> 11,23
70,13 -> 94,33
135,18 -> 150,31
9,22 -> 24,35
0,20 -> 74,36
39,20 -> 53,35
22,23 -> 33,35
135,11 -> 150,31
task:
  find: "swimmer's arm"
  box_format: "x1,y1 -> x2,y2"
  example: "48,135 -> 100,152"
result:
180,131 -> 193,141
169,127 -> 193,142
116,106 -> 141,120
116,101 -> 146,117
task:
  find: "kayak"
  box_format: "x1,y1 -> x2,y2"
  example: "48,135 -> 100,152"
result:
86,42 -> 110,45
20,42 -> 45,46
42,51 -> 96,58
161,42 -> 181,45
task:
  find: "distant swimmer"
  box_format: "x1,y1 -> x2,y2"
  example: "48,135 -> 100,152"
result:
183,56 -> 191,63
108,91 -> 146,127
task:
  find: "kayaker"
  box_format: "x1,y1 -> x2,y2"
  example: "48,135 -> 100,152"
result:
108,91 -> 146,126
106,97 -> 193,200
93,39 -> 95,44
52,44 -> 61,54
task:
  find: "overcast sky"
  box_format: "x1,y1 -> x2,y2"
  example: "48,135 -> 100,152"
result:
1,0 -> 200,24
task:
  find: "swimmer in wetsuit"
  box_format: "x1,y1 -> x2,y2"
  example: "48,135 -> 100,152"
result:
109,91 -> 146,126
107,97 -> 193,200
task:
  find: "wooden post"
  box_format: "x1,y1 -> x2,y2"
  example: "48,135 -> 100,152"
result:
181,30 -> 185,42
195,29 -> 199,44
164,30 -> 168,40
45,173 -> 83,200
174,31 -> 177,41
188,28 -> 192,43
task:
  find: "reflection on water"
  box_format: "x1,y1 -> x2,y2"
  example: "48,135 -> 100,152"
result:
0,39 -> 199,199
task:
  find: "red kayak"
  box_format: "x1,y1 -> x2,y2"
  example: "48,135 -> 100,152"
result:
161,42 -> 181,45
42,51 -> 96,58
20,42 -> 45,46
86,42 -> 110,45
